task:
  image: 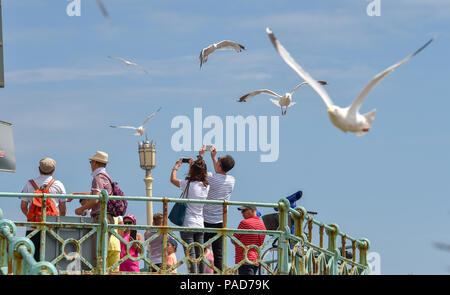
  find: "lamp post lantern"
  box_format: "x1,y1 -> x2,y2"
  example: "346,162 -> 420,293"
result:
138,140 -> 156,226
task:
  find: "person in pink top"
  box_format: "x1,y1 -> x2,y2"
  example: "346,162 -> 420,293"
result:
204,245 -> 215,274
118,214 -> 143,272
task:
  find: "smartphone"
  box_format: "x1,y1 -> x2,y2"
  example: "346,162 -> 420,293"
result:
182,158 -> 190,163
130,229 -> 137,240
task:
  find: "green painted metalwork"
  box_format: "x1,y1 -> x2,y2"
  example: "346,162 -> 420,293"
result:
0,191 -> 370,275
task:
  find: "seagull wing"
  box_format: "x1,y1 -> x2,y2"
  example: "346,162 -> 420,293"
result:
269,99 -> 281,107
349,37 -> 434,114
110,125 -> 138,130
216,40 -> 246,52
290,81 -> 327,95
199,44 -> 216,68
266,28 -> 334,109
108,56 -> 129,64
237,89 -> 283,102
142,107 -> 162,126
133,63 -> 149,74
96,0 -> 110,20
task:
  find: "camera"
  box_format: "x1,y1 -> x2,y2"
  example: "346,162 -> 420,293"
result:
181,158 -> 190,163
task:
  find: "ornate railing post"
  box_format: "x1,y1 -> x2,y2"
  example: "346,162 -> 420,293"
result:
326,224 -> 339,275
358,238 -> 370,273
96,190 -> 109,274
277,198 -> 291,275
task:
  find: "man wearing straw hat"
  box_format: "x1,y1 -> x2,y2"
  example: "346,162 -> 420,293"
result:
72,150 -> 114,224
72,151 -> 120,271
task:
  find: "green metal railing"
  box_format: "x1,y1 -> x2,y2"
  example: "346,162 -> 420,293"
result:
0,191 -> 370,275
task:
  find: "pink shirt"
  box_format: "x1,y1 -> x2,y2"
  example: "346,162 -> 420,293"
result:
119,233 -> 140,272
167,253 -> 177,273
90,168 -> 112,217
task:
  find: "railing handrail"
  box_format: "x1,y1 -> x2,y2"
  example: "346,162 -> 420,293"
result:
0,191 -> 370,275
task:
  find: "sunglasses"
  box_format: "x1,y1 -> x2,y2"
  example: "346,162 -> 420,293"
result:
123,221 -> 134,225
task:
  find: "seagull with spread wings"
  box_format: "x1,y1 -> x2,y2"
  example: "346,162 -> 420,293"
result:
110,107 -> 161,136
199,40 -> 246,68
266,27 -> 434,135
107,56 -> 149,73
237,81 -> 328,115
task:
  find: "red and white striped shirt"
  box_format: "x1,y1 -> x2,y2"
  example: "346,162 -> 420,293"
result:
233,216 -> 266,265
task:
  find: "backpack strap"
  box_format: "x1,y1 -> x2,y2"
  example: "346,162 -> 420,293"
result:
29,179 -> 39,191
42,179 -> 56,192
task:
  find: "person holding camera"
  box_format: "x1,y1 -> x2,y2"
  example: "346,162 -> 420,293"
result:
170,156 -> 210,273
199,145 -> 235,273
118,214 -> 143,272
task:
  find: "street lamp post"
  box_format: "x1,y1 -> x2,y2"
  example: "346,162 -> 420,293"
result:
138,140 -> 156,226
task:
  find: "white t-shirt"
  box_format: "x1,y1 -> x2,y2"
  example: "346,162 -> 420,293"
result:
21,174 -> 67,231
203,172 -> 235,224
179,180 -> 209,228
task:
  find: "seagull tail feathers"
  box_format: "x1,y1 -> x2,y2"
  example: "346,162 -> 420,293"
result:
363,109 -> 377,126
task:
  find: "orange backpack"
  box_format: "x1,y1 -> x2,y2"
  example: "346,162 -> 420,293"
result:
27,179 -> 59,226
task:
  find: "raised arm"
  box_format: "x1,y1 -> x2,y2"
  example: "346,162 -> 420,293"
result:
170,158 -> 183,188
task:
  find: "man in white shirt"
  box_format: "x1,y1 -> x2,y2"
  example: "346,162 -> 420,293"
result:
199,146 -> 235,273
20,157 -> 67,261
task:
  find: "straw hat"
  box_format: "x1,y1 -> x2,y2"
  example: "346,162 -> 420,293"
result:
89,151 -> 108,164
39,158 -> 56,174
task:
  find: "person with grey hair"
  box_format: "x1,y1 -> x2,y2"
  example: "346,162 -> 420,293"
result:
20,157 -> 67,261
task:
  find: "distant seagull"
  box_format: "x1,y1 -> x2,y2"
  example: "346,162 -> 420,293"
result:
107,56 -> 149,73
110,107 -> 161,136
266,27 -> 434,136
199,40 -> 246,68
237,81 -> 328,115
96,0 -> 110,20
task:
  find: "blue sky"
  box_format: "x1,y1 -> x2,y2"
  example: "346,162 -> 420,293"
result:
1,0 -> 449,274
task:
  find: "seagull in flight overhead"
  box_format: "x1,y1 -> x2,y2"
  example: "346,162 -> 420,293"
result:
266,27 -> 434,135
107,56 -> 149,73
199,40 -> 246,68
110,107 -> 161,136
237,81 -> 328,115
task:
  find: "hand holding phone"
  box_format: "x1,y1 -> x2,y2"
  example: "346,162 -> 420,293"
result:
130,229 -> 137,241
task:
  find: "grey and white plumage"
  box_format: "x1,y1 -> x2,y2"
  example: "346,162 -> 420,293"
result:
110,107 -> 161,136
266,27 -> 434,135
107,56 -> 149,73
199,40 -> 246,68
237,81 -> 328,115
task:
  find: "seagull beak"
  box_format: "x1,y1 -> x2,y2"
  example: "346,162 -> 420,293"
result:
327,109 -> 332,114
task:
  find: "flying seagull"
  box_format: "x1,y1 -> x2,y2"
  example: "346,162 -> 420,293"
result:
266,27 -> 434,136
110,107 -> 162,136
237,81 -> 328,115
107,56 -> 149,73
96,0 -> 110,20
199,40 -> 246,68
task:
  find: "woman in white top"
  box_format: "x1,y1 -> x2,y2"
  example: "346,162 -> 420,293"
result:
170,156 -> 209,273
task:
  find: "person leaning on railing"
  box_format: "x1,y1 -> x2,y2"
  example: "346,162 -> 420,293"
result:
232,206 -> 266,275
19,157 -> 67,262
69,151 -> 118,270
170,156 -> 210,274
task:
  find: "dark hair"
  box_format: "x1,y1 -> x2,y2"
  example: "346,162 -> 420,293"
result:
153,213 -> 163,226
219,155 -> 235,173
186,158 -> 208,187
